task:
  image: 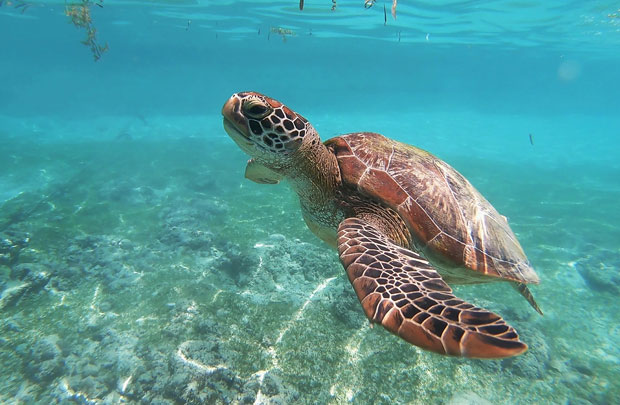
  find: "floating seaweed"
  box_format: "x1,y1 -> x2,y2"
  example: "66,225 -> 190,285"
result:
364,0 -> 375,9
366,0 -> 397,19
270,26 -> 296,43
0,0 -> 33,14
65,0 -> 108,62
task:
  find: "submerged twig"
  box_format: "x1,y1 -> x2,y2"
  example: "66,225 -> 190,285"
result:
65,0 -> 108,62
383,4 -> 386,25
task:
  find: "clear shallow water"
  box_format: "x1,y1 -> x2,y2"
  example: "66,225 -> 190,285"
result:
1,1 -> 619,404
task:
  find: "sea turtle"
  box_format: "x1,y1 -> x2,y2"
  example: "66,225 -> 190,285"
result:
221,91 -> 541,359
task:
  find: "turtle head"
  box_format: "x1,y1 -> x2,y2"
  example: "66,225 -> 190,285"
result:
222,92 -> 319,169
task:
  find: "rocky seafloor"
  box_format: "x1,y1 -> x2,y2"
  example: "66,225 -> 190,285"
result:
0,122 -> 619,404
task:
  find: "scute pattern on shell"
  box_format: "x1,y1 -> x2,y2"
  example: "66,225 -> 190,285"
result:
326,132 -> 539,284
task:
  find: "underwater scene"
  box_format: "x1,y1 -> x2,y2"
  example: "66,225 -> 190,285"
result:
1,1 -> 619,404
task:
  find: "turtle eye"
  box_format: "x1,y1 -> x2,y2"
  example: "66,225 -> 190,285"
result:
243,99 -> 271,119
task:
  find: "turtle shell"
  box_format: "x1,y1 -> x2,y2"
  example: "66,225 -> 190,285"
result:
325,132 -> 539,284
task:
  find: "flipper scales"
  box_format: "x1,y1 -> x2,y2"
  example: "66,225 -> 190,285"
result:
337,217 -> 527,359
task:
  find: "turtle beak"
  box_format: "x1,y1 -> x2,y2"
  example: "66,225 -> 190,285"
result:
222,94 -> 258,155
222,94 -> 250,139
221,94 -> 239,118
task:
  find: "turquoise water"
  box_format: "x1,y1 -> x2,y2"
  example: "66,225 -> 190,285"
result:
1,1 -> 619,403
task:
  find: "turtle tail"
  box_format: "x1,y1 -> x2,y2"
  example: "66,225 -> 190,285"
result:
513,282 -> 543,315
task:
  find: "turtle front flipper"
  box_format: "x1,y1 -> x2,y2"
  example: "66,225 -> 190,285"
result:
245,159 -> 283,184
337,217 -> 527,359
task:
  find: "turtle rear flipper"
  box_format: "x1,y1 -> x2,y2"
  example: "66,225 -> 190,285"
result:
337,217 -> 527,359
513,282 -> 543,315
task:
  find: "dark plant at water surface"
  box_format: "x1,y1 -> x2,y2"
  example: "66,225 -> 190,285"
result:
65,0 -> 108,61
